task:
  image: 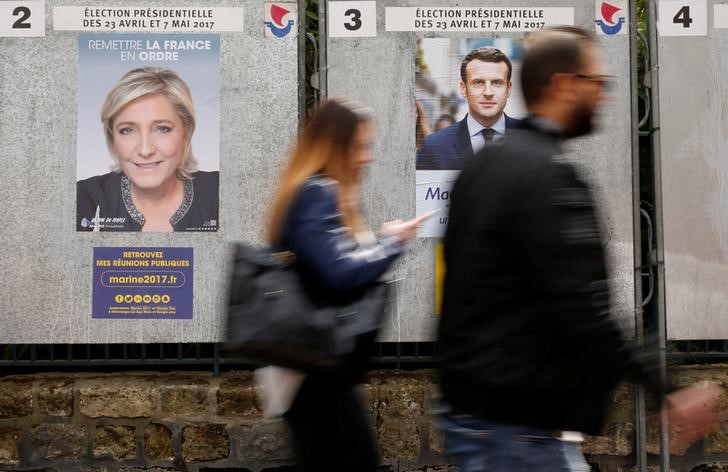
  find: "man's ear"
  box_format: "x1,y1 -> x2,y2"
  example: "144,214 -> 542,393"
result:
459,80 -> 467,99
548,73 -> 577,102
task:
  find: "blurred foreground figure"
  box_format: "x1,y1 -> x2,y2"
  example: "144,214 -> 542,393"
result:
266,97 -> 422,472
436,26 -> 723,472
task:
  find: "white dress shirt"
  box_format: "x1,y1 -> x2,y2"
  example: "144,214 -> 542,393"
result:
467,113 -> 507,154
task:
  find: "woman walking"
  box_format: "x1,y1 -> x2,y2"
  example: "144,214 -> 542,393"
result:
266,97 -> 422,471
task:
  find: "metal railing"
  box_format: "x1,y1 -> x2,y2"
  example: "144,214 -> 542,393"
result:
0,341 -> 439,375
3,338 -> 726,373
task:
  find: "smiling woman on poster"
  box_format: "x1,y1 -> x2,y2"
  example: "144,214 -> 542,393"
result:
77,67 -> 219,232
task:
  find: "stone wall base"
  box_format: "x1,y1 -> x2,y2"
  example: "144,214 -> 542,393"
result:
0,367 -> 727,471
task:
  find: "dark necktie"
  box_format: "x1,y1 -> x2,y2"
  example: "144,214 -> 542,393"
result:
482,128 -> 496,144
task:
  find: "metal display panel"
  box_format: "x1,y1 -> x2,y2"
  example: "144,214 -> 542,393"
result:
658,1 -> 728,339
325,0 -> 637,342
0,0 -> 299,343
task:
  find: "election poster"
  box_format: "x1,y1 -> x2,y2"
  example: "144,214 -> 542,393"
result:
415,37 -> 526,237
92,247 -> 193,319
76,33 -> 220,232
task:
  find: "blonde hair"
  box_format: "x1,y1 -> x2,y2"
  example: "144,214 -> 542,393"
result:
266,97 -> 374,244
101,67 -> 198,179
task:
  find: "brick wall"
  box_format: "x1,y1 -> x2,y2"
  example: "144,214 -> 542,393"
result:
0,368 -> 728,471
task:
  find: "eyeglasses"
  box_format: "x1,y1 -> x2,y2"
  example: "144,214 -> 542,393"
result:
575,73 -> 615,91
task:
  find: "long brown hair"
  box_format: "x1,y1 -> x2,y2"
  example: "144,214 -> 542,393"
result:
266,97 -> 373,244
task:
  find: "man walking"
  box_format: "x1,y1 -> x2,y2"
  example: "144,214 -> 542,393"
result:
437,26 -> 650,471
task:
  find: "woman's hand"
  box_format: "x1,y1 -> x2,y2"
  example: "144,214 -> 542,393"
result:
380,213 -> 432,243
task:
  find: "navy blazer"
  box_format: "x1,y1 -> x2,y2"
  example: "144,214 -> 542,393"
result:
416,114 -> 521,170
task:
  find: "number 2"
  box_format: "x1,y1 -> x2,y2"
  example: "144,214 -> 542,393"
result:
12,6 -> 31,29
673,5 -> 693,28
344,8 -> 362,31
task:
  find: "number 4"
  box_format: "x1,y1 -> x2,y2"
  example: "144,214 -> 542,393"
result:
673,5 -> 693,28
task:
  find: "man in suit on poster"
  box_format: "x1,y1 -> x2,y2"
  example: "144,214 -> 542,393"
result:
417,47 -> 521,170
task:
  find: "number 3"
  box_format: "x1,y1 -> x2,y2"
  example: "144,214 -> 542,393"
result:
344,8 -> 362,31
12,6 -> 32,29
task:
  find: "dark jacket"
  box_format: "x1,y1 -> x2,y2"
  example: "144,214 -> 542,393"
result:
437,117 -> 656,434
281,175 -> 403,380
416,114 -> 521,170
77,171 -> 219,231
281,175 -> 403,292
